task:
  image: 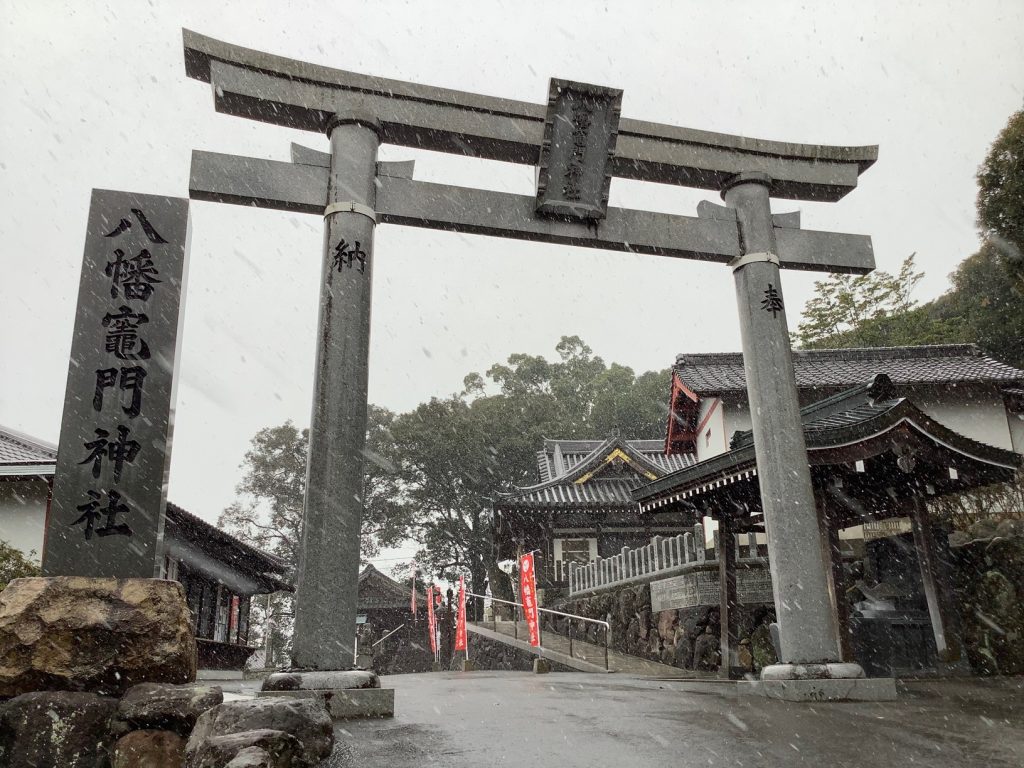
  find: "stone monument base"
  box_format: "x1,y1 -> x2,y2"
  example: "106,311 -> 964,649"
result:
533,658 -> 552,674
259,670 -> 394,719
738,662 -> 897,702
458,659 -> 477,672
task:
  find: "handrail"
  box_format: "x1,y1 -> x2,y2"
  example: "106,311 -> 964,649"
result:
372,624 -> 405,648
466,591 -> 610,670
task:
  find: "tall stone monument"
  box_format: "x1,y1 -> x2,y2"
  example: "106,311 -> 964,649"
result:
182,29 -> 891,699
43,191 -> 190,579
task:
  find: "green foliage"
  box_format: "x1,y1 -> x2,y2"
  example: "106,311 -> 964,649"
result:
977,109 -> 1024,287
220,337 -> 670,607
794,254 -> 923,348
218,405 -> 412,576
0,540 -> 40,591
391,336 -> 669,594
942,242 -> 1024,369
796,244 -> 1024,370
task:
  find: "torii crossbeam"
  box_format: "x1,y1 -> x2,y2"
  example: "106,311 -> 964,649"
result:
183,29 -> 885,698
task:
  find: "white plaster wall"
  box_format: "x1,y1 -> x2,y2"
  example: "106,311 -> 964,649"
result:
695,397 -> 729,461
721,398 -> 753,449
914,387 -> 1014,451
1007,406 -> 1024,455
717,386 -> 1017,454
0,479 -> 48,563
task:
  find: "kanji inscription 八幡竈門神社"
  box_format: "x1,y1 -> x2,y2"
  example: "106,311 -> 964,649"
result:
44,191 -> 190,579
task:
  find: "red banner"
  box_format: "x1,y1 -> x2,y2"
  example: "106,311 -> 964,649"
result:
519,553 -> 541,647
426,585 -> 437,655
455,576 -> 467,652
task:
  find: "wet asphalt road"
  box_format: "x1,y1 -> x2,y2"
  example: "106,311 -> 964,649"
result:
323,672 -> 1023,768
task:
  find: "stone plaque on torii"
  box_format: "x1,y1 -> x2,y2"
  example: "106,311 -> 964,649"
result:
182,29 -> 886,697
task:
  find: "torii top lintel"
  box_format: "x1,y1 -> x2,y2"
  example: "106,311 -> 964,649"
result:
183,29 -> 876,203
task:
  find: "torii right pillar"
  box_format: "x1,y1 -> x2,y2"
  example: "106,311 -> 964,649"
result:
724,172 -> 896,701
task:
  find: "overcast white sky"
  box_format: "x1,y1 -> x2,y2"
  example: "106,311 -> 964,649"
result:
2,1 -> 1022,569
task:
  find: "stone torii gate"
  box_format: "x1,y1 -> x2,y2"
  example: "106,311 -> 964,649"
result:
183,29 -> 888,699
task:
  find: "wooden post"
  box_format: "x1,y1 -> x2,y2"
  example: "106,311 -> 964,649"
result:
910,496 -> 962,662
818,490 -> 852,660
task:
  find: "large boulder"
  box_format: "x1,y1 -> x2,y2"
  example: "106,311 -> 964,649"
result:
227,747 -> 275,767
0,577 -> 196,698
186,698 -> 333,767
0,690 -> 118,768
115,682 -> 224,736
187,729 -> 302,768
112,729 -> 186,768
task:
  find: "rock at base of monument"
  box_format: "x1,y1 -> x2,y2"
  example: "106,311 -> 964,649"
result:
114,682 -> 224,736
186,697 -> 333,766
112,729 -> 186,768
186,728 -> 302,768
225,745 -> 274,767
0,577 -> 197,698
533,658 -> 552,674
258,687 -> 396,720
737,676 -> 898,702
0,690 -> 118,768
459,658 -> 477,672
261,669 -> 379,692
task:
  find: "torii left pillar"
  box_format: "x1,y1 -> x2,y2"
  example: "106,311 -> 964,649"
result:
292,112 -> 379,670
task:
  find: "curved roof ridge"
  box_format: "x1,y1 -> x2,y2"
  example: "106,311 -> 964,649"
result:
499,436 -> 669,500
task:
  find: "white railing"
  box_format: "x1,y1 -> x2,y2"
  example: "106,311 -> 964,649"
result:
567,524 -> 764,596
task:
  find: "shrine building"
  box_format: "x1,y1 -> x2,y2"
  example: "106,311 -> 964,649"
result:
494,344 -> 1024,645
493,437 -> 694,595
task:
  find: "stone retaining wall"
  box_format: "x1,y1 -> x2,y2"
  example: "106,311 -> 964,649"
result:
552,581 -> 777,674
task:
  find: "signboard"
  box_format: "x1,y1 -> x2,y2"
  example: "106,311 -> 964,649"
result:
454,576 -> 467,652
651,567 -> 775,612
426,585 -> 437,658
519,553 -> 541,647
43,190 -> 190,579
535,78 -> 622,221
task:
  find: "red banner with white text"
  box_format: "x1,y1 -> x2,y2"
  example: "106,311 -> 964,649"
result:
455,576 -> 467,652
426,585 -> 437,656
519,553 -> 541,647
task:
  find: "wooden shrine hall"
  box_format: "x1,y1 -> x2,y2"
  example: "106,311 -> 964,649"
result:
493,437 -> 694,596
632,373 -> 1022,678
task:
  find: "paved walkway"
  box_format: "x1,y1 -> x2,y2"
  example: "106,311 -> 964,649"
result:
327,673 -> 1024,768
474,619 -> 715,679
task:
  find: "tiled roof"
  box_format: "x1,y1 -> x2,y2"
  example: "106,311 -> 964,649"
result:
499,477 -> 652,509
537,438 -> 692,481
0,426 -> 57,466
499,437 -> 696,511
166,502 -> 291,588
637,374 -> 1022,507
358,564 -> 424,609
673,344 -> 1024,397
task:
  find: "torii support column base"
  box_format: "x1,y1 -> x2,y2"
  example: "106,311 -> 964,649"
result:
739,663 -> 896,701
